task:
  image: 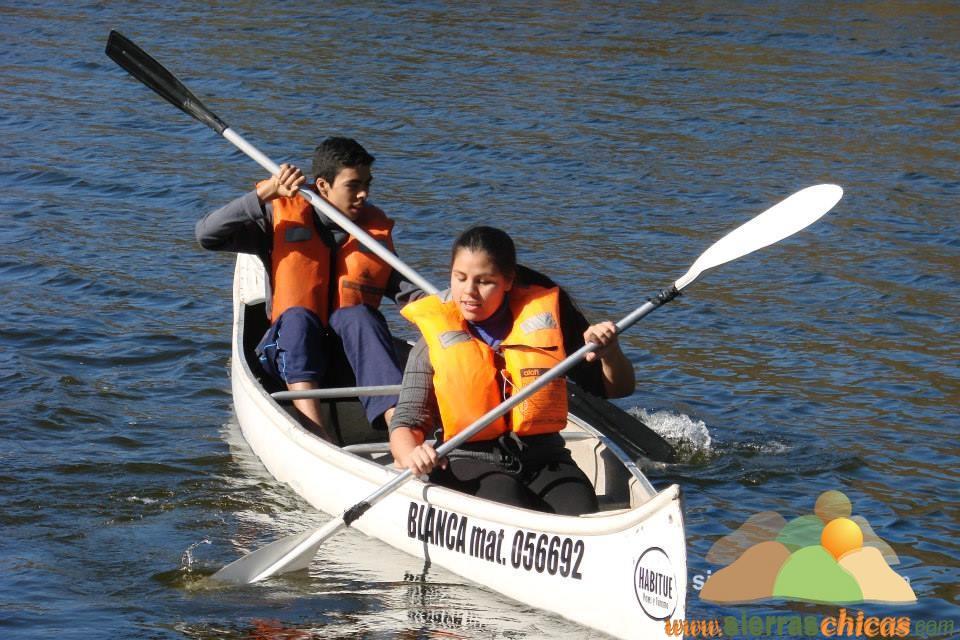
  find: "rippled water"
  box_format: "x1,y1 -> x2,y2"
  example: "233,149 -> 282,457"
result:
1,2 -> 957,638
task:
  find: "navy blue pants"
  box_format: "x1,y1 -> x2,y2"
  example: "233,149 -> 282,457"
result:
256,305 -> 402,426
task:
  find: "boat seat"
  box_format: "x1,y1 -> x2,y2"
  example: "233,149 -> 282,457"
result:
342,442 -> 395,466
342,431 -> 601,475
342,442 -> 392,455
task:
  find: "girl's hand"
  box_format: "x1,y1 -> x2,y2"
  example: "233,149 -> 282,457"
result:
398,441 -> 446,476
583,320 -> 618,362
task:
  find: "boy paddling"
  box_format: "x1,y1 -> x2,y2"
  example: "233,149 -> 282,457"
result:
196,137 -> 421,441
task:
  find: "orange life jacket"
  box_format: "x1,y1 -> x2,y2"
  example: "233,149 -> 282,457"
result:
268,189 -> 394,323
401,284 -> 568,441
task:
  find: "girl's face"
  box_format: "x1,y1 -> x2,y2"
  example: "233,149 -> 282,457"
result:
450,248 -> 513,323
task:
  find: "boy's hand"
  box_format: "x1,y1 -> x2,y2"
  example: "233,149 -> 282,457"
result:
256,163 -> 305,201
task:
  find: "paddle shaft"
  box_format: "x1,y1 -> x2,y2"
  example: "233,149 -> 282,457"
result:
106,29 -> 673,454
341,285 -> 681,524
221,129 -> 438,295
105,31 -> 437,296
251,181 -> 843,576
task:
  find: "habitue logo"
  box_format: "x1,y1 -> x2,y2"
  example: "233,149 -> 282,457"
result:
634,547 -> 679,620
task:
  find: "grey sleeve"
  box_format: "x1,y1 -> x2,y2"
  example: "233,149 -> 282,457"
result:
195,190 -> 271,254
385,269 -> 428,306
389,338 -> 440,435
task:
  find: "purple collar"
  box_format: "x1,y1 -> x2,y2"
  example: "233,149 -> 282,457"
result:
467,297 -> 512,349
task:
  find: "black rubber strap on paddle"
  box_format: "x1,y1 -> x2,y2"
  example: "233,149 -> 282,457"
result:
105,31 -> 229,134
343,501 -> 372,527
654,285 -> 681,306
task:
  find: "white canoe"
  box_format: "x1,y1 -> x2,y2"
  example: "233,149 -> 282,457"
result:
229,253 -> 687,639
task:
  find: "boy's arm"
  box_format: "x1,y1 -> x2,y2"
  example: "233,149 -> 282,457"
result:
195,164 -> 305,254
195,190 -> 271,254
385,269 -> 427,306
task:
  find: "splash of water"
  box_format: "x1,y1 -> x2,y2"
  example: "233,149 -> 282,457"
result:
180,539 -> 211,571
630,408 -> 713,462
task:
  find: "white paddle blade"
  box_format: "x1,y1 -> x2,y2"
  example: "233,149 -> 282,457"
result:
674,184 -> 843,291
209,519 -> 342,585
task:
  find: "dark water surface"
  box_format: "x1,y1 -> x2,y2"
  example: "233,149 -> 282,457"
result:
1,2 -> 957,638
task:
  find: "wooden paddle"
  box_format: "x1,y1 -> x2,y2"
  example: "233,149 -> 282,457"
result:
104,30 -> 678,462
205,183 -> 843,585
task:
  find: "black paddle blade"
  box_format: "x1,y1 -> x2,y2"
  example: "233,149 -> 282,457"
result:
105,30 -> 228,134
567,381 -> 677,463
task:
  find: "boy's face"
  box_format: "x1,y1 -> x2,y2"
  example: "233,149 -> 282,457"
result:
316,165 -> 372,221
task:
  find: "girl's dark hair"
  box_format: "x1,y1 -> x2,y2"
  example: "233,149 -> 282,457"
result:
451,226 -> 517,279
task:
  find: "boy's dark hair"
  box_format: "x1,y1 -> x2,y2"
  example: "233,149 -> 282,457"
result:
451,226 -> 517,279
312,137 -> 375,184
